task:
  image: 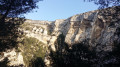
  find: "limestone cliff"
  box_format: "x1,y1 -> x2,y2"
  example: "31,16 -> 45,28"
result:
22,6 -> 120,52
0,6 -> 120,66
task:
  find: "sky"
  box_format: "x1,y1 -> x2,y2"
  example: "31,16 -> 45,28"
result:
24,0 -> 99,21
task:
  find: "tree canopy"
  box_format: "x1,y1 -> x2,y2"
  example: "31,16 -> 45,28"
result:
0,0 -> 41,24
84,0 -> 120,9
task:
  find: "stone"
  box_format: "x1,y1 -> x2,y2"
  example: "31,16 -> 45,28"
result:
21,6 -> 120,52
1,6 -> 120,66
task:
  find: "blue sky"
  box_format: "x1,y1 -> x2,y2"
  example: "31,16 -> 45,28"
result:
24,0 -> 99,21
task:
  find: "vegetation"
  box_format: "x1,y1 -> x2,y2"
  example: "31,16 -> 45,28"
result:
47,29 -> 52,35
0,19 -> 25,51
49,33 -> 120,67
84,0 -> 120,9
0,0 -> 41,24
0,14 -> 25,66
30,57 -> 45,67
0,0 -> 41,53
18,37 -> 46,67
49,34 -> 95,67
47,26 -> 53,35
20,22 -> 33,31
0,0 -> 120,66
0,58 -> 9,67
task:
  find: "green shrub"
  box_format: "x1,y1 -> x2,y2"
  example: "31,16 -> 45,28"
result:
18,37 -> 46,66
47,29 -> 52,35
49,34 -> 95,67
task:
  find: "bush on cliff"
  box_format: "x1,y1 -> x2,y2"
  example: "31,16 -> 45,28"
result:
49,34 -> 95,67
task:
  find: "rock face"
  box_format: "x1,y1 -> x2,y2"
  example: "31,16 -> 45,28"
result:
23,6 -> 120,52
0,49 -> 25,66
0,6 -> 120,66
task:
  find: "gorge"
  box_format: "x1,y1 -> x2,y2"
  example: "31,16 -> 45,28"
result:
0,6 -> 120,67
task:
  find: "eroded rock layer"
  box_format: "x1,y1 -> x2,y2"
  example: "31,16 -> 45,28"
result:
23,6 -> 120,51
0,6 -> 120,66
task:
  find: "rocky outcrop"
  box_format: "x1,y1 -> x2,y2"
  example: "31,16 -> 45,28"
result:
0,49 -> 25,66
0,6 -> 120,66
23,6 -> 120,52
64,6 -> 120,51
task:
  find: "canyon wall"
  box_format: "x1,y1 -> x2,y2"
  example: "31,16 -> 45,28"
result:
0,6 -> 120,66
23,6 -> 120,51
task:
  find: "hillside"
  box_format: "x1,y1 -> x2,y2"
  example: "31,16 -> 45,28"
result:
0,6 -> 120,67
